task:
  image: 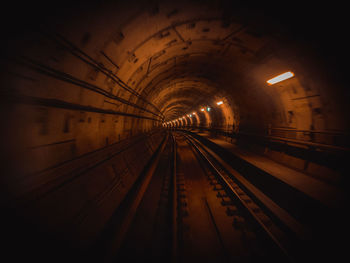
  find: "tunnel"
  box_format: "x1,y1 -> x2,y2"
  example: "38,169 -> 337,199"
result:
0,0 -> 349,262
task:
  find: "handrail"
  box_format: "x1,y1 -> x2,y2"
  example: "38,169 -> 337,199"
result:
268,127 -> 350,136
178,126 -> 350,153
239,132 -> 350,152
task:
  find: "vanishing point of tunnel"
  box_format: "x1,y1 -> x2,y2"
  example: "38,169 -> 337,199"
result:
0,1 -> 349,262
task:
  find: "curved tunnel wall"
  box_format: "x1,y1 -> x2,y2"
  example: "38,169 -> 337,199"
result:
1,0 -> 349,255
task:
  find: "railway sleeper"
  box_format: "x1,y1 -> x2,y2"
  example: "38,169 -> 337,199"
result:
221,197 -> 235,206
207,175 -> 216,180
233,216 -> 246,229
213,185 -> 224,191
210,180 -> 219,185
177,193 -> 187,199
241,229 -> 257,242
178,208 -> 189,217
216,191 -> 228,198
226,206 -> 238,216
178,201 -> 187,207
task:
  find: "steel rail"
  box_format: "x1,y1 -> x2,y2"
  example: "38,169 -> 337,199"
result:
184,133 -> 295,263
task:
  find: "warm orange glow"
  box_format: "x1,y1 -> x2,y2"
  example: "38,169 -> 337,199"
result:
192,112 -> 196,115
267,71 -> 294,85
217,101 -> 223,105
201,108 -> 205,111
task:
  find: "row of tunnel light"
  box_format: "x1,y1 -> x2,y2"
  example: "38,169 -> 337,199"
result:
163,71 -> 294,127
163,100 -> 224,126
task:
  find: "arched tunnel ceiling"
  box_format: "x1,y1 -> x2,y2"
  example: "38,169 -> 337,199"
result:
101,6 -> 269,121
2,0 -> 349,131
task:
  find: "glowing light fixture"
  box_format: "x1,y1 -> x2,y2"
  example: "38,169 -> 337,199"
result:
217,101 -> 223,105
201,108 -> 205,111
189,114 -> 192,117
267,71 -> 294,85
192,112 -> 196,115
207,107 -> 211,111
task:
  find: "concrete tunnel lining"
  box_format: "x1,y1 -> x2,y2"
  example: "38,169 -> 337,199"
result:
0,0 -> 349,261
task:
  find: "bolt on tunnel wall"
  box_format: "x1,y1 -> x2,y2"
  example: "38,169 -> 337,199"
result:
0,0 -> 349,261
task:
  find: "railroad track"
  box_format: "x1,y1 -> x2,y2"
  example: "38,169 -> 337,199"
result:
100,131 -> 309,262
179,132 -> 304,262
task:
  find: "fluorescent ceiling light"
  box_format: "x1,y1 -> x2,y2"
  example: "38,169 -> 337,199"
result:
267,71 -> 294,85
